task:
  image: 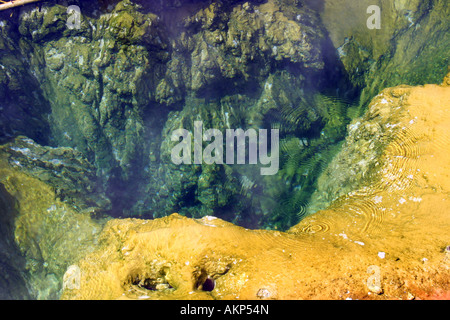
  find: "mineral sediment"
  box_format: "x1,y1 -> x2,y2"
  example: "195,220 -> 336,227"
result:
1,0 -> 448,230
0,141 -> 107,299
321,0 -> 450,112
61,74 -> 450,300
0,0 -> 449,300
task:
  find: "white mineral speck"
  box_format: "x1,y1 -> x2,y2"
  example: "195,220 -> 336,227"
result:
373,196 -> 383,204
339,233 -> 348,240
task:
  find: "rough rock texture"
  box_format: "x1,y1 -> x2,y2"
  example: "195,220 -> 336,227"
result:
308,84 -> 429,213
0,0 -> 449,299
0,183 -> 30,299
0,0 -> 450,230
147,0 -> 335,225
0,15 -> 51,145
0,0 -> 448,229
0,140 -> 108,299
0,0 -> 354,229
16,1 -> 169,214
61,74 -> 450,300
2,136 -> 110,210
321,0 -> 450,114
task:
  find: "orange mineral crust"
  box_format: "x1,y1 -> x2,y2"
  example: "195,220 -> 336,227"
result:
61,74 -> 450,300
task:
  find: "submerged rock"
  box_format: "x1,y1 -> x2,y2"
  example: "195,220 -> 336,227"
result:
0,183 -> 30,300
0,17 -> 51,145
0,138 -> 109,299
5,0 -> 443,227
0,0 -> 358,228
0,0 -> 448,231
61,73 -> 450,300
0,0 -> 448,300
321,0 -> 450,113
2,136 -> 110,211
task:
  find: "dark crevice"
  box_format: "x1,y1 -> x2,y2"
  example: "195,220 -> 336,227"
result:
0,183 -> 31,300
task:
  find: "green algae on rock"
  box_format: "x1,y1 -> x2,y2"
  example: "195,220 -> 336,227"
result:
1,0 -> 446,230
60,71 -> 450,300
0,139 -> 108,299
0,183 -> 30,300
2,136 -> 110,211
321,0 -> 450,114
0,0 -> 448,300
2,0 -> 351,228
0,17 -> 51,145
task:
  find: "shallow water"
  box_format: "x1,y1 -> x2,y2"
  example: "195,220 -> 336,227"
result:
0,0 -> 449,300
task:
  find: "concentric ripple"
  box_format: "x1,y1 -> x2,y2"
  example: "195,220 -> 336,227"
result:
299,220 -> 331,234
332,194 -> 386,236
377,125 -> 430,192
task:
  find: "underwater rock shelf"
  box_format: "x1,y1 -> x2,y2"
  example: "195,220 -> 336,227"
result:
0,0 -> 449,300
58,75 -> 450,300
